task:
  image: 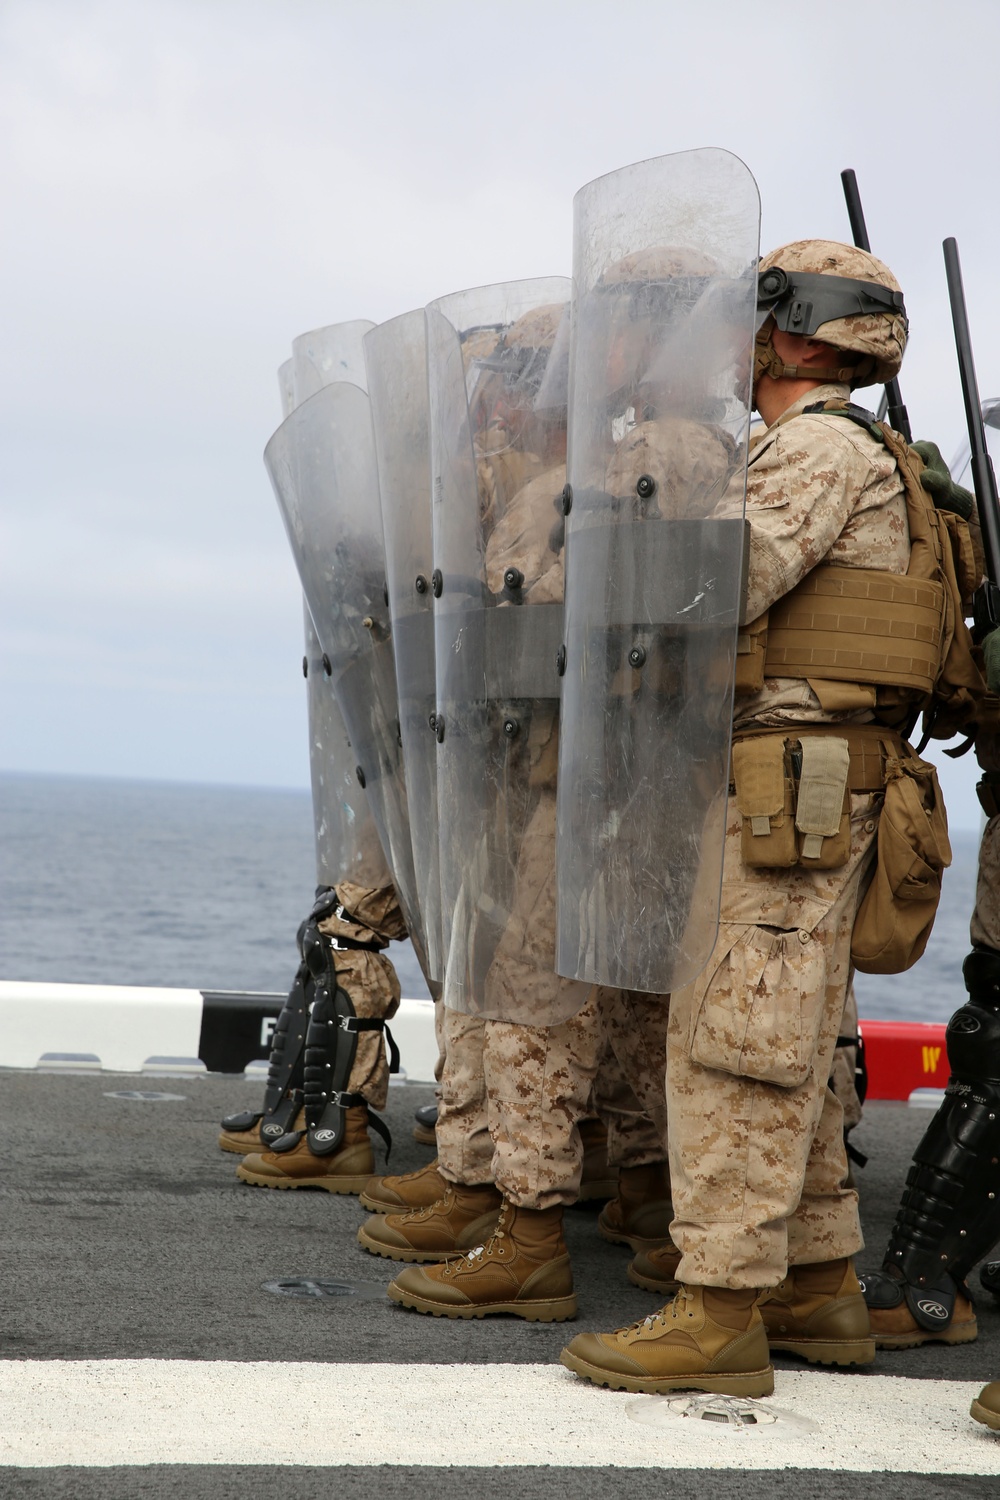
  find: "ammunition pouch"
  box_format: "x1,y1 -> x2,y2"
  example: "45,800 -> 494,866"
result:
731,724 -> 898,871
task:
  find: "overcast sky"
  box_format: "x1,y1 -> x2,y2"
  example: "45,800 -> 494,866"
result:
2,0 -> 998,828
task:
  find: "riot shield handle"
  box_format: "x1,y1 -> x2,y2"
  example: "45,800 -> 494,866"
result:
840,169 -> 912,444
943,236 -> 1000,638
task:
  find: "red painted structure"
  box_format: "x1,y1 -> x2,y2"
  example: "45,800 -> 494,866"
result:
860,1018 -> 949,1101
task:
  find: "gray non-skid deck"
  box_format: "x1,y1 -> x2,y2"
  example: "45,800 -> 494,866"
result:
2,1071 -> 999,1497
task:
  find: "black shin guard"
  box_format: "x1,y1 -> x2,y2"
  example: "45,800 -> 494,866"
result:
219,970 -> 310,1145
220,887 -> 339,1147
270,898 -> 394,1161
865,947 -> 1000,1329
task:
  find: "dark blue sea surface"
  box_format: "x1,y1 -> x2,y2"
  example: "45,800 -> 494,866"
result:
0,772 -> 977,1023
0,772 -> 431,1000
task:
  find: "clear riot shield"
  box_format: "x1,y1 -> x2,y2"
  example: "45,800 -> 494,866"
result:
278,359 -> 296,420
264,382 -> 428,975
427,276 -> 591,1022
303,606 -> 391,891
291,320 -> 375,407
279,330 -> 392,897
556,148 -> 760,993
365,313 -> 445,981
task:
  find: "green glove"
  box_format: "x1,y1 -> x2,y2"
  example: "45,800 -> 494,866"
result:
912,439 -> 975,519
984,628 -> 1000,695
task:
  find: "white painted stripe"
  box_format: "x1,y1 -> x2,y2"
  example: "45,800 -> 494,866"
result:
1,1361 -> 998,1472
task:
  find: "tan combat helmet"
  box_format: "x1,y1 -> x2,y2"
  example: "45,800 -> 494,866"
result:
755,238 -> 907,389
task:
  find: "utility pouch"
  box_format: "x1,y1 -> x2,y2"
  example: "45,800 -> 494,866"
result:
794,736 -> 851,870
851,751 -> 952,974
734,611 -> 768,696
732,736 -> 797,867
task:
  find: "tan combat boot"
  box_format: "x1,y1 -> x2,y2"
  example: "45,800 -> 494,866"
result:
358,1182 -> 503,1263
359,1157 -> 448,1213
757,1258 -> 875,1367
862,1267 -> 978,1349
598,1161 -> 673,1252
220,1119 -> 266,1156
972,1382 -> 1000,1431
628,1240 -> 682,1294
387,1199 -> 577,1320
560,1284 -> 773,1397
219,1108 -> 304,1156
578,1118 -> 616,1202
235,1106 -> 373,1194
413,1103 -> 437,1146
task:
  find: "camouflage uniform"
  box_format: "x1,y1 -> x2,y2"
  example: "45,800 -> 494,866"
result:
484,984 -> 669,1209
436,1007 -> 493,1186
434,993 -> 668,1197
667,380 -> 910,1288
317,879 -> 406,1110
468,458 -> 669,1209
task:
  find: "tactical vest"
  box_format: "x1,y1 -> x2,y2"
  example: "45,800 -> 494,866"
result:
735,400 -> 985,737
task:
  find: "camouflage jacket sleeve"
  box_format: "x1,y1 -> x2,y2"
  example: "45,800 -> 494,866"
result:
743,388 -> 908,624
321,881 -> 408,946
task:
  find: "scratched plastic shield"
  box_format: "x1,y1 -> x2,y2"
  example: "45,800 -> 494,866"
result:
556,149 -> 760,992
365,312 -> 447,980
302,607 -> 391,890
427,276 -> 591,1021
278,333 -> 391,896
265,382 -> 427,973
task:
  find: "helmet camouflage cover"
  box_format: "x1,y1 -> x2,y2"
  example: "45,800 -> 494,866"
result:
756,238 -> 907,386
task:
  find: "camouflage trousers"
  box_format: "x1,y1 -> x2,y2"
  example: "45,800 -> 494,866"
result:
484,985 -> 669,1210
667,792 -> 878,1287
316,883 -> 405,1113
321,949 -> 401,1113
435,988 -> 668,1202
971,729 -> 1000,952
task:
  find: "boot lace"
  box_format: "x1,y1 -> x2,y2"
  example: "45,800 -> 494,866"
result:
439,1202 -> 510,1277
619,1286 -> 687,1335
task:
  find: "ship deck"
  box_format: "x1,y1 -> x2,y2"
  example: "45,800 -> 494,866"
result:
2,1070 -> 999,1498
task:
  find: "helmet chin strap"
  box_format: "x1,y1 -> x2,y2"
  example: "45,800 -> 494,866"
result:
753,324 -> 869,388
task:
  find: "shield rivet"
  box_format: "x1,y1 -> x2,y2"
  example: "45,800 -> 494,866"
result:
322,654 -> 332,677
628,645 -> 647,668
432,569 -> 443,598
415,574 -> 428,595
556,645 -> 567,677
636,474 -> 657,499
504,567 -> 524,591
382,581 -> 389,606
356,765 -> 366,788
561,484 -> 573,516
302,656 -> 309,679
435,717 -> 445,743
503,718 -> 520,739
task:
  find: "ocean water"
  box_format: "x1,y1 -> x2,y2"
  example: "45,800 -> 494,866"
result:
0,771 -> 977,1024
0,772 -> 430,1001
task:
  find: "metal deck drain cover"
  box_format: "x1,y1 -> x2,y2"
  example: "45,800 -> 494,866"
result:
104,1090 -> 187,1102
262,1277 -> 387,1301
628,1393 -> 817,1439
